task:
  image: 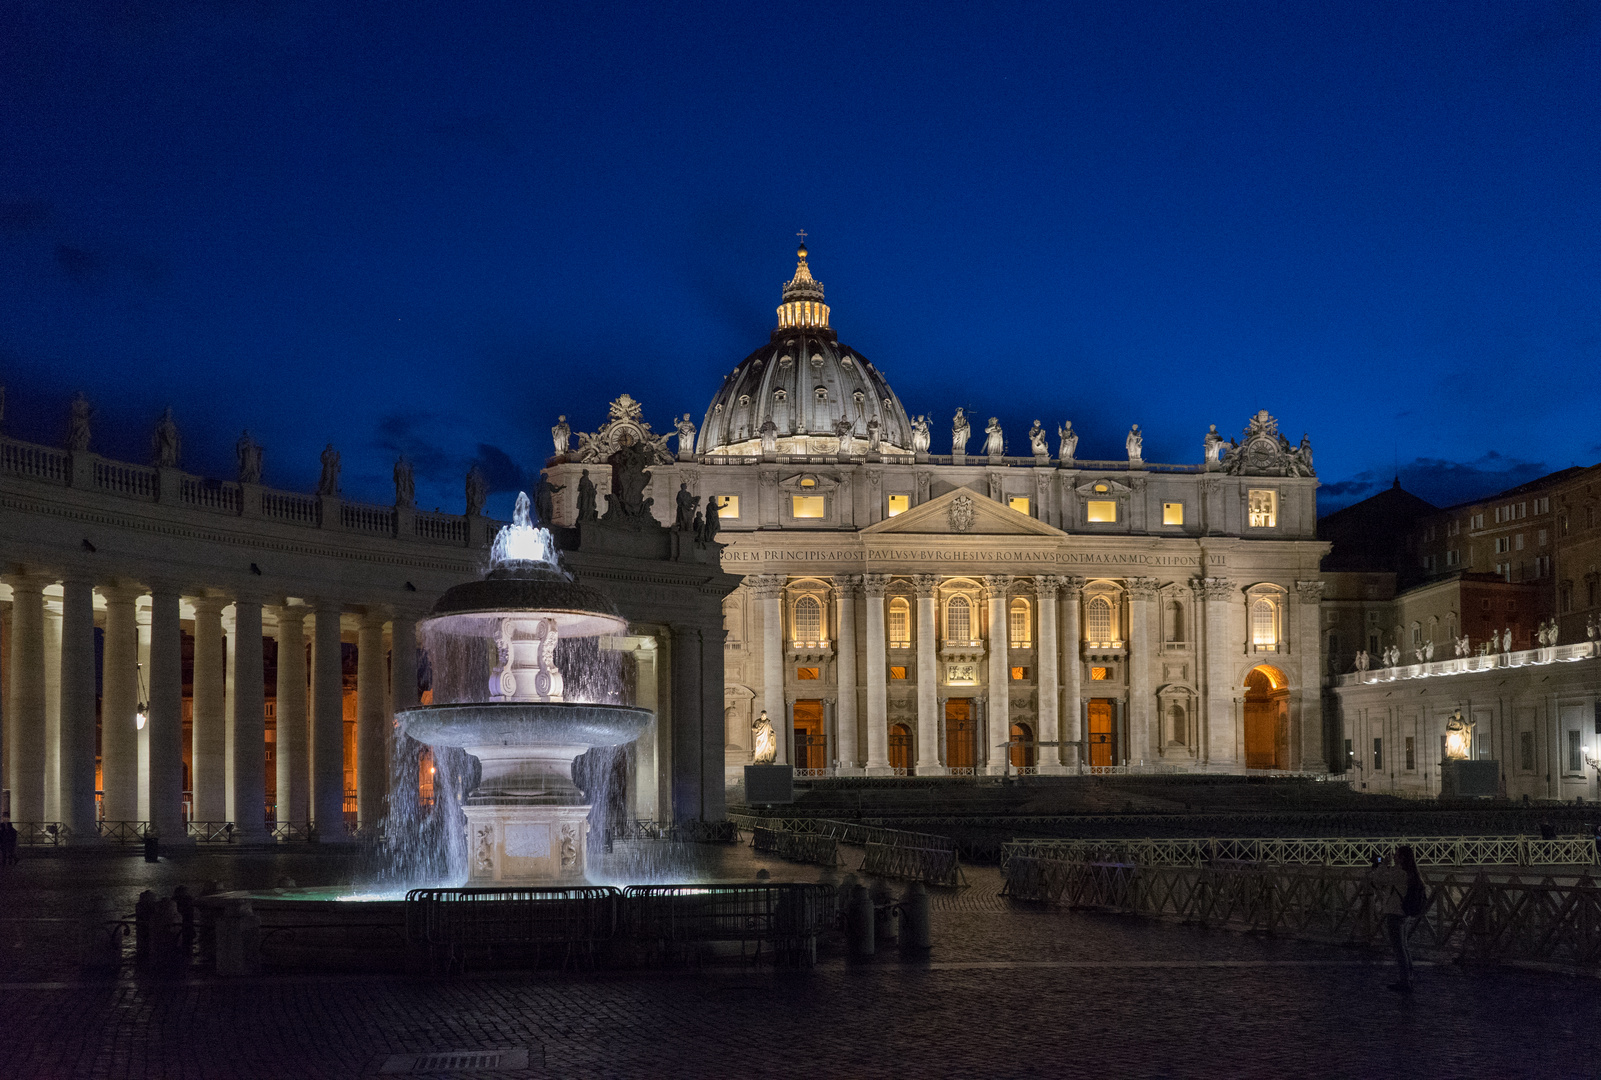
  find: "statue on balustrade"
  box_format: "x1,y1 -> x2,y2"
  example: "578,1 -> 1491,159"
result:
699,496 -> 721,544
552,415 -> 571,458
534,473 -> 565,526
393,456 -> 415,507
317,444 -> 341,496
834,416 -> 855,456
951,407 -> 970,456
674,482 -> 698,531
236,431 -> 263,484
751,711 -> 777,764
1058,421 -> 1078,463
1353,650 -> 1369,672
465,466 -> 487,517
1028,421 -> 1048,459
910,415 -> 931,454
1126,424 -> 1143,462
575,469 -> 599,523
984,417 -> 1004,458
67,393 -> 92,452
759,419 -> 778,455
867,418 -> 883,452
151,407 -> 181,468
675,413 -> 697,459
1204,424 -> 1225,467
1588,615 -> 1597,641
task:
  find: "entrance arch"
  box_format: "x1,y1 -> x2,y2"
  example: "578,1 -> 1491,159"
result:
1009,722 -> 1036,769
888,723 -> 913,774
1243,665 -> 1289,770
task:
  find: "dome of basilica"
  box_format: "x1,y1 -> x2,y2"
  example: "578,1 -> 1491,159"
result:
697,243 -> 914,457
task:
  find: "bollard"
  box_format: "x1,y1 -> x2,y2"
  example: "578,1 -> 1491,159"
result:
848,884 -> 875,958
134,890 -> 158,967
143,834 -> 160,863
871,880 -> 898,945
900,881 -> 932,953
215,899 -> 262,977
156,899 -> 184,971
172,885 -> 196,953
80,896 -> 122,973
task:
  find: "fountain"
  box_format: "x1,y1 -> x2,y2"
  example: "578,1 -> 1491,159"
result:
397,492 -> 652,885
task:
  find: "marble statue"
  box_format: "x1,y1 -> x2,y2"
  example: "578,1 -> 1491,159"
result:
1460,634 -> 1471,656
1424,640 -> 1435,661
1353,650 -> 1369,672
317,444 -> 341,496
700,496 -> 721,543
751,711 -> 777,764
1296,434 -> 1314,473
603,441 -> 655,522
534,474 -> 565,526
910,415 -> 931,454
67,393 -> 92,452
1028,420 -> 1048,458
674,482 -> 698,531
576,468 -> 598,523
834,416 -> 855,456
759,419 -> 778,455
1588,615 -> 1597,641
952,408 -> 970,456
151,407 -> 180,468
1203,424 -> 1225,466
465,466 -> 487,516
1125,424 -> 1143,462
675,413 -> 697,459
1058,421 -> 1078,463
691,509 -> 704,538
393,456 -> 414,506
552,415 -> 571,457
983,417 -> 1004,458
1502,627 -> 1512,653
866,418 -> 882,452
235,431 -> 263,484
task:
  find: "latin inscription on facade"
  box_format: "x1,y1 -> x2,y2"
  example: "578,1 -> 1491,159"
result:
721,547 -> 1222,567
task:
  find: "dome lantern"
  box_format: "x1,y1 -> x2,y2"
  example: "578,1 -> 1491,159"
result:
777,236 -> 829,330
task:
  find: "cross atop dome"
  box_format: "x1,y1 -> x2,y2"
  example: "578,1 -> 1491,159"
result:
778,235 -> 828,329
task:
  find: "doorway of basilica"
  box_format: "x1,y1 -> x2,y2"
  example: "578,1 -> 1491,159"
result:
1243,665 -> 1290,770
793,699 -> 827,771
1088,699 -> 1115,767
1009,722 -> 1035,769
888,723 -> 913,774
944,699 -> 976,770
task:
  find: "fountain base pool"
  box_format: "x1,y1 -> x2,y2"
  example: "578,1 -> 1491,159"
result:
465,803 -> 594,884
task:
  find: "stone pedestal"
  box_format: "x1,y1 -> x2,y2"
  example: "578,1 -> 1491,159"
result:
744,763 -> 794,804
464,804 -> 591,885
1440,759 -> 1499,799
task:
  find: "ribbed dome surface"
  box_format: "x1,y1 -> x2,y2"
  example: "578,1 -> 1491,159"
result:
697,245 -> 913,457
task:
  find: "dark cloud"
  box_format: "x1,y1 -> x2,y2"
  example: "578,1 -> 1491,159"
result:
0,200 -> 51,233
373,412 -> 455,479
472,443 -> 531,495
1320,452 -> 1552,513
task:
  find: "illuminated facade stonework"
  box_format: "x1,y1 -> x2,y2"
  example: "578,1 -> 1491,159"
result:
545,246 -> 1332,786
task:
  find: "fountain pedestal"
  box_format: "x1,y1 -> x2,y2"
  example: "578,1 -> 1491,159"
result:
465,804 -> 592,885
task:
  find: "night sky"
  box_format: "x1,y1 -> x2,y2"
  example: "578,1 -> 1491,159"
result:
2,2 -> 1597,518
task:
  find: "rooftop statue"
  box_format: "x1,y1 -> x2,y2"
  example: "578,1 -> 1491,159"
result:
834,416 -> 855,456
235,431 -> 263,484
866,417 -> 882,452
317,444 -> 341,496
952,407 -> 971,456
575,469 -> 598,523
1203,424 -> 1225,467
910,415 -> 931,454
67,392 -> 92,453
984,417 -> 1004,458
674,482 -> 698,531
552,415 -> 570,458
1058,421 -> 1078,463
393,455 -> 414,507
1028,420 -> 1048,458
152,407 -> 180,468
675,413 -> 697,459
465,466 -> 487,516
1125,424 -> 1143,462
1222,410 -> 1316,477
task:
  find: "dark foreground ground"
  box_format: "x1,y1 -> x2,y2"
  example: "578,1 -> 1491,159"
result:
0,843 -> 1597,1079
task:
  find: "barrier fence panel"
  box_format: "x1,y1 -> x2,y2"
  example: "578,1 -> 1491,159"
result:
622,884 -> 836,967
404,887 -> 621,973
1001,835 -> 1601,871
859,842 -> 965,887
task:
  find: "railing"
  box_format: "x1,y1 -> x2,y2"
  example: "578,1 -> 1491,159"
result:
1001,835 -> 1601,871
1,439 -> 67,483
187,821 -> 241,843
415,511 -> 467,543
10,821 -> 70,845
860,841 -> 964,886
270,821 -> 316,842
181,477 -> 242,513
406,886 -> 621,973
752,826 -> 840,867
732,813 -> 965,886
341,502 -> 396,535
1333,642 -> 1600,686
94,459 -> 158,499
794,767 -> 833,779
98,820 -> 154,843
260,490 -> 320,524
623,883 -> 836,967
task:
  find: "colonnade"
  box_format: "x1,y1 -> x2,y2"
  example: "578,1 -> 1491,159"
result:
2,570 -> 419,841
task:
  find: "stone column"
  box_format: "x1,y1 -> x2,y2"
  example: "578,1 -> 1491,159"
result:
147,585 -> 189,844
913,574 -> 943,774
274,606 -> 310,829
4,575 -> 47,823
389,614 -> 420,819
356,610 -> 388,828
668,622 -> 706,822
59,578 -> 98,838
834,577 -> 860,771
752,575 -> 788,765
1295,580 -> 1328,772
1128,578 -> 1158,767
863,574 -> 890,774
136,604 -> 151,822
1034,576 -> 1063,773
99,585 -> 142,824
43,597 -> 62,822
309,604 -> 348,839
222,607 -> 237,818
984,575 -> 1011,775
230,598 -> 267,841
190,596 -> 227,824
1195,577 -> 1236,767
1058,577 -> 1084,769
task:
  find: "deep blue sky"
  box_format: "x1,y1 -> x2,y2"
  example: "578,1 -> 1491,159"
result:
2,1 -> 1598,517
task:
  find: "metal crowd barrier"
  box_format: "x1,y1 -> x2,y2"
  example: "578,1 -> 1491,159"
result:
1000,835 -> 1601,871
860,841 -> 966,887
733,813 -> 964,886
405,886 -> 621,973
751,826 -> 841,867
622,883 -> 836,967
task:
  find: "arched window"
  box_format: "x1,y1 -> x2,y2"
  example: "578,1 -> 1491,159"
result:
1086,596 -> 1114,645
1009,597 -> 1031,646
1166,600 -> 1185,643
1251,598 -> 1277,646
888,597 -> 911,648
793,595 -> 823,646
946,596 -> 972,642
1410,622 -> 1422,646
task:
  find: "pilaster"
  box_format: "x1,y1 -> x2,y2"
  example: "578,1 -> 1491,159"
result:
913,574 -> 943,774
833,576 -> 861,772
863,574 -> 891,774
1127,577 -> 1159,766
983,575 -> 1011,775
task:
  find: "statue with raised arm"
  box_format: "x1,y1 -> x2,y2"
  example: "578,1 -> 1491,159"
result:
675,413 -> 697,459
983,417 -> 1004,457
1028,420 -> 1048,458
576,468 -> 598,523
317,444 -> 341,496
393,455 -> 415,506
552,415 -> 571,457
751,711 -> 777,764
236,431 -> 263,484
674,482 -> 697,531
1126,424 -> 1143,462
534,473 -> 565,526
67,393 -> 92,452
701,495 -> 721,543
1058,421 -> 1078,463
952,407 -> 971,456
911,415 -> 931,454
152,407 -> 180,468
465,466 -> 488,516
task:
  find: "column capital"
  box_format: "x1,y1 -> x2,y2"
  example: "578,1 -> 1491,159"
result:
1,571 -> 50,594
272,602 -> 310,626
1295,579 -> 1327,602
831,573 -> 863,594
358,606 -> 390,629
1127,576 -> 1160,600
982,574 -> 1012,598
1052,574 -> 1086,598
1191,575 -> 1234,601
1033,574 -> 1060,599
96,582 -> 146,605
189,595 -> 228,616
864,573 -> 893,597
747,573 -> 787,599
911,573 -> 938,598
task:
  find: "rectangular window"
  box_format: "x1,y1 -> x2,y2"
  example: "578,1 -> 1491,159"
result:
1247,489 -> 1277,528
887,604 -> 909,647
1086,500 -> 1117,523
888,665 -> 907,680
1008,496 -> 1031,516
1373,737 -> 1383,771
1520,731 -> 1535,772
1163,502 -> 1184,525
1494,537 -> 1510,553
1446,549 -> 1459,567
1472,513 -> 1484,529
1515,533 -> 1524,551
715,495 -> 740,518
791,495 -> 826,518
1568,729 -> 1583,774
1090,666 -> 1109,681
886,494 -> 910,517
1405,736 -> 1416,771
796,667 -> 819,680
1011,666 -> 1029,680
1537,497 -> 1550,514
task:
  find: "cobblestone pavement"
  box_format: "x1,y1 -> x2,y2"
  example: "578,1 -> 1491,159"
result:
1,845 -> 1599,1078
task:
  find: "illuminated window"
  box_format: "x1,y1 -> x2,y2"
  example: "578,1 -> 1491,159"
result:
1251,598 -> 1277,646
800,477 -> 816,487
1163,502 -> 1184,526
1008,496 -> 1030,516
715,495 -> 739,518
792,495 -> 826,518
1009,597 -> 1031,646
1094,483 -> 1109,493
888,597 -> 910,648
887,494 -> 910,517
793,596 -> 823,645
1011,666 -> 1029,680
1086,500 -> 1117,523
1090,666 -> 1109,681
946,595 -> 972,642
1086,596 -> 1114,644
1248,489 -> 1277,528
889,665 -> 907,680
796,667 -> 819,680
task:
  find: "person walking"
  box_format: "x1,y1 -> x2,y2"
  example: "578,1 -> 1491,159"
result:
0,814 -> 19,866
1373,845 -> 1425,993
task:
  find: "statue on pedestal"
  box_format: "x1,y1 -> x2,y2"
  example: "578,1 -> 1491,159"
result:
236,431 -> 263,484
675,413 -> 697,459
576,469 -> 598,523
674,482 -> 698,531
1058,421 -> 1078,463
1203,424 -> 1225,467
983,417 -> 1004,457
1125,424 -> 1143,463
1028,421 -> 1048,459
910,415 -> 931,454
759,419 -> 778,455
751,711 -> 777,764
866,418 -> 882,452
151,407 -> 180,468
67,393 -> 92,452
952,408 -> 970,456
465,466 -> 487,517
552,415 -> 571,457
700,496 -> 721,543
317,444 -> 341,496
534,473 -> 565,526
393,456 -> 414,506
1353,650 -> 1369,672
834,416 -> 855,456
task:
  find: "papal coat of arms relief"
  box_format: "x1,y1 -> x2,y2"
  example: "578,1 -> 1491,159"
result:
948,493 -> 975,532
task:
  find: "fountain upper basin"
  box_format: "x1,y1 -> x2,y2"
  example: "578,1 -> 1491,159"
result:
398,700 -> 652,749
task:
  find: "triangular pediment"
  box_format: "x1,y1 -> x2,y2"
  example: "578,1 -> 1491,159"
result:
862,486 -> 1067,537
